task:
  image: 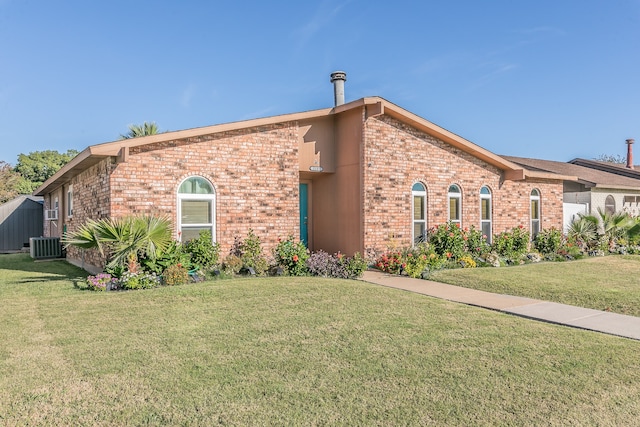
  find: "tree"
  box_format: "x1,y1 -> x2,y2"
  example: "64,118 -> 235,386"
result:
594,154 -> 625,164
14,149 -> 79,194
0,161 -> 21,204
119,122 -> 159,139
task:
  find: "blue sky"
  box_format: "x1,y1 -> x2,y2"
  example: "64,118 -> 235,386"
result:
1,0 -> 639,165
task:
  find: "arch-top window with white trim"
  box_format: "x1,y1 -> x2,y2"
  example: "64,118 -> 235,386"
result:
412,182 -> 427,244
448,184 -> 462,226
480,186 -> 492,243
177,176 -> 216,243
530,189 -> 541,238
605,195 -> 615,214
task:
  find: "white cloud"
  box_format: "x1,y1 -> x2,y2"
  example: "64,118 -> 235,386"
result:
180,84 -> 196,108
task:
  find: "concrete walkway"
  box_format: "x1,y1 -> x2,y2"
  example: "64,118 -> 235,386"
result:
361,270 -> 640,341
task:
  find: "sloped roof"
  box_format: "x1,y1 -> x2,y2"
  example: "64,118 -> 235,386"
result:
568,158 -> 640,181
34,97 -> 566,196
504,156 -> 640,190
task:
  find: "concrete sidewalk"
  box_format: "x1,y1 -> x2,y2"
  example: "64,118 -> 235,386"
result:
361,270 -> 640,341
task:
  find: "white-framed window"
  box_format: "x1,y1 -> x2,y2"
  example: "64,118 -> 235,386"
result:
448,184 -> 462,226
605,195 -> 615,214
67,185 -> 73,217
177,176 -> 216,243
480,186 -> 492,243
530,189 -> 541,238
412,182 -> 427,244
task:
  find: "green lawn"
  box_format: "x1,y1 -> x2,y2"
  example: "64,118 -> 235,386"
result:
429,255 -> 640,317
1,253 -> 640,425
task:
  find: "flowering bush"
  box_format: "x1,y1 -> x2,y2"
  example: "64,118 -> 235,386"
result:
306,250 -> 347,278
429,222 -> 466,260
86,273 -> 116,291
305,251 -> 363,279
492,225 -> 530,258
118,271 -> 161,290
533,228 -> 563,255
376,244 -> 446,278
465,226 -> 491,256
273,235 -> 309,276
458,255 -> 477,268
375,251 -> 404,274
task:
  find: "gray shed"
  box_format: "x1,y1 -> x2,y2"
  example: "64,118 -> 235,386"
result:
0,195 -> 44,252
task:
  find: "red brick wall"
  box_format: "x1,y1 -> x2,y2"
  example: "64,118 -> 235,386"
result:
64,159 -> 114,268
362,115 -> 563,254
108,123 -> 300,256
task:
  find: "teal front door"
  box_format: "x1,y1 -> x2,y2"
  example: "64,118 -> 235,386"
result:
299,183 -> 308,247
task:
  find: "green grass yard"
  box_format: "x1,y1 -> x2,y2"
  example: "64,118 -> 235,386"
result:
1,253 -> 639,425
429,255 -> 640,317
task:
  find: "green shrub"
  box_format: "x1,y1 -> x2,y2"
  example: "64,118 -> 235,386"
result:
222,254 -> 243,275
141,241 -> 192,275
184,230 -> 220,270
118,271 -> 161,290
163,264 -> 189,286
492,225 -> 530,257
273,235 -> 309,276
533,228 -> 564,255
429,222 -> 466,260
344,252 -> 368,279
227,229 -> 268,275
464,225 -> 491,256
240,229 -> 268,274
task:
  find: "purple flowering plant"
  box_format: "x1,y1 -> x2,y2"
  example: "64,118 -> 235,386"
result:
86,273 -> 115,291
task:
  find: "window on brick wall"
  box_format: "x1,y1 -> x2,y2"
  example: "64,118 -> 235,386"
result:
448,184 -> 462,226
530,189 -> 541,239
480,186 -> 492,244
177,176 -> 216,243
67,185 -> 73,218
412,182 -> 427,244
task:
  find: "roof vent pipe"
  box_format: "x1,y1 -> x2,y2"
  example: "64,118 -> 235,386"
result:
330,71 -> 347,107
626,138 -> 635,169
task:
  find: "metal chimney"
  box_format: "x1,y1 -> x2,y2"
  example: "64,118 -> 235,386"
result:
330,71 -> 347,106
626,138 -> 635,169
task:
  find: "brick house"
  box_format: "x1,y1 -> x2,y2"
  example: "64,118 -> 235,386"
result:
34,74 -> 567,271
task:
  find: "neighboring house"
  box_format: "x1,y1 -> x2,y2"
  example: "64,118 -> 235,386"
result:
34,74 -> 567,271
0,195 -> 43,252
505,155 -> 640,229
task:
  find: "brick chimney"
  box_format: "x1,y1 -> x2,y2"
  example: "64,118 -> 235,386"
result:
626,138 -> 635,169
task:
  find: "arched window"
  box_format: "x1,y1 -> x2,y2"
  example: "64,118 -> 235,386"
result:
448,184 -> 462,226
480,186 -> 492,243
177,176 -> 216,242
605,195 -> 615,214
530,189 -> 541,238
412,182 -> 427,244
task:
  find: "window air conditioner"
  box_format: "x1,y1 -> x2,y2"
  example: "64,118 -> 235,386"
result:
45,209 -> 59,221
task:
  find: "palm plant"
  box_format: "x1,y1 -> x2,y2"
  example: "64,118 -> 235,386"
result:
119,122 -> 159,139
63,215 -> 173,269
566,215 -> 598,251
594,208 -> 634,248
